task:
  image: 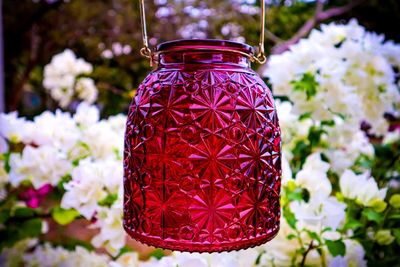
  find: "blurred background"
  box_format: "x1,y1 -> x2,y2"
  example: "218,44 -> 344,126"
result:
2,0 -> 400,118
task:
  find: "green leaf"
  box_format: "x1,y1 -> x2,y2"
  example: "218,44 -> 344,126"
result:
283,207 -> 297,229
98,193 -> 118,207
362,209 -> 383,223
255,251 -> 265,265
115,246 -> 134,258
305,230 -> 320,243
343,219 -> 363,230
13,207 -> 36,218
52,207 -> 80,225
388,214 -> 400,220
308,126 -> 325,147
298,112 -> 312,120
3,152 -> 11,173
57,174 -> 72,192
326,240 -> 346,257
149,248 -> 165,260
321,120 -> 335,126
287,190 -> 303,201
21,218 -> 42,237
291,72 -> 319,100
0,209 -> 10,224
287,234 -> 296,240
393,229 -> 400,246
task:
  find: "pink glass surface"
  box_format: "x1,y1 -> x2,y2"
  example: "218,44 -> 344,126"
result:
124,39 -> 281,252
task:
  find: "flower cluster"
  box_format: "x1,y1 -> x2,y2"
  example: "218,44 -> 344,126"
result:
0,102 -> 125,255
43,49 -> 98,107
265,19 -> 400,136
0,20 -> 399,266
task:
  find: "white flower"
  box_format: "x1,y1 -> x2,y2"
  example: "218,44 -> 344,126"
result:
107,114 -> 127,136
295,152 -> 332,197
383,129 -> 400,144
340,169 -> 387,206
0,112 -> 34,144
0,135 -> 8,154
22,244 -> 110,267
328,239 -> 367,267
264,19 -> 400,136
43,49 -> 94,107
281,152 -> 293,185
276,100 -> 312,144
82,121 -> 122,159
110,252 -> 139,267
61,157 -> 122,219
61,159 -> 106,219
291,193 -> 346,231
324,118 -> 374,173
30,110 -> 81,153
91,202 -> 126,256
9,146 -> 72,189
75,77 -> 98,104
259,220 -> 301,266
73,102 -> 100,127
0,239 -> 38,267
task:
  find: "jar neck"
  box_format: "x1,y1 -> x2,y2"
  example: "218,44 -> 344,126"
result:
157,51 -> 251,69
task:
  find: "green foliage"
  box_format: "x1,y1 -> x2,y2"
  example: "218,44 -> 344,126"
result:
362,209 -> 383,224
13,207 -> 36,218
291,124 -> 327,173
0,215 -> 42,251
325,239 -> 346,257
149,248 -> 165,260
370,140 -> 400,186
291,72 -> 319,100
51,207 -> 80,225
283,206 -> 297,229
98,193 -> 118,207
343,218 -> 363,231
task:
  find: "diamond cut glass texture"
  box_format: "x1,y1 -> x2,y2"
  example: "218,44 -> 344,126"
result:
124,40 -> 281,252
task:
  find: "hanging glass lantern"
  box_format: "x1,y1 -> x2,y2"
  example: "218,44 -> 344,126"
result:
123,0 -> 281,252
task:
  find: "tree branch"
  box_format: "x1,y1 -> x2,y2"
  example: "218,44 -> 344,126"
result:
265,29 -> 283,44
271,0 -> 365,55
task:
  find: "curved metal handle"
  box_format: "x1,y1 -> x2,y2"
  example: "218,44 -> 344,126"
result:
138,0 -> 267,65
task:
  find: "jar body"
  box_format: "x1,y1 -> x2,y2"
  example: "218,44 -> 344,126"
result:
124,41 -> 281,252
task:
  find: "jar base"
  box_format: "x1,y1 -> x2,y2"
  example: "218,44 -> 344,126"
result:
123,223 -> 280,253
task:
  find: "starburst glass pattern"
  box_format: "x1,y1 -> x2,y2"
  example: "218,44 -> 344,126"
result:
124,41 -> 281,252
190,85 -> 234,133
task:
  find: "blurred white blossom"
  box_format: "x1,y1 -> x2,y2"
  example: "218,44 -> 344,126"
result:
0,112 -> 34,144
23,244 -> 111,267
340,169 -> 387,206
43,49 -> 97,107
73,102 -> 100,127
75,77 -> 98,104
9,146 -> 72,189
328,240 -> 367,267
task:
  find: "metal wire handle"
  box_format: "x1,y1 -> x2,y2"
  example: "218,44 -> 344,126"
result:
138,0 -> 267,65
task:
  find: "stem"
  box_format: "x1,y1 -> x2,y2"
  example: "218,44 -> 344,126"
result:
300,240 -> 315,267
379,206 -> 391,229
320,247 -> 327,267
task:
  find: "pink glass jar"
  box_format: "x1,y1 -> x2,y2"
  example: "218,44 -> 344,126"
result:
124,39 -> 281,252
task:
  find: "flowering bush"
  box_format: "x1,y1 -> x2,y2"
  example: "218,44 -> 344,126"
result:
0,20 -> 399,266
